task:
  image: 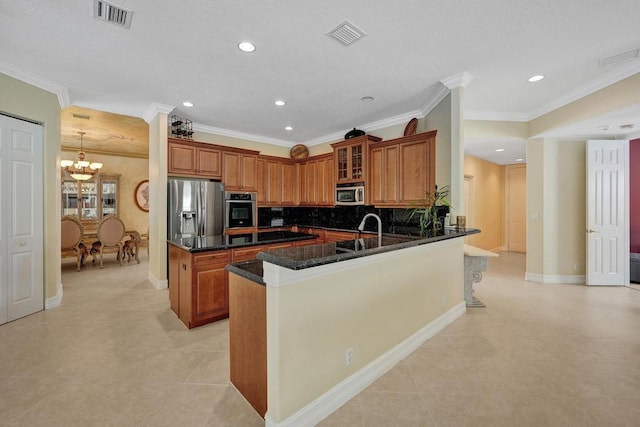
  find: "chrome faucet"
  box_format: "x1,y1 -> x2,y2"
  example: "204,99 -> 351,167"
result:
357,213 -> 382,247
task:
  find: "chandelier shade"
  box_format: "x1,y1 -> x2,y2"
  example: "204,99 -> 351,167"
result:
61,132 -> 103,181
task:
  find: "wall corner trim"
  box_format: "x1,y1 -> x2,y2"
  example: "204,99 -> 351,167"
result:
147,271 -> 168,289
45,282 -> 64,309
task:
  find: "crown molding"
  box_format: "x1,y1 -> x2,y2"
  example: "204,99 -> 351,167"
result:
143,103 -> 174,123
527,62 -> 640,121
440,71 -> 474,89
420,84 -> 450,117
192,123 -> 293,147
0,59 -> 70,108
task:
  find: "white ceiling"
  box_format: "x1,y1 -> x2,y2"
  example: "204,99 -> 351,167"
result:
2,0 -> 640,164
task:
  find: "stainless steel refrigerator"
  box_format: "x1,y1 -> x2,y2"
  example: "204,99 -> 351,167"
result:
168,178 -> 225,239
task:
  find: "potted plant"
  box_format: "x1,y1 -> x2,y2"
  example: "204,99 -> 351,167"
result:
406,185 -> 452,236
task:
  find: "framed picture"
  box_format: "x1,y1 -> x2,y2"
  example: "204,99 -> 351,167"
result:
135,180 -> 149,212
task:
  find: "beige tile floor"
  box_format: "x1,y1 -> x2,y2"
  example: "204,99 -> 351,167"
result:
1,252 -> 639,426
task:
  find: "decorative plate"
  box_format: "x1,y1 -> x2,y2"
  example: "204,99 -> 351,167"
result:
290,144 -> 309,159
404,118 -> 418,136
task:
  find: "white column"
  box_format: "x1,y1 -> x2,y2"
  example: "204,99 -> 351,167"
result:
144,103 -> 174,289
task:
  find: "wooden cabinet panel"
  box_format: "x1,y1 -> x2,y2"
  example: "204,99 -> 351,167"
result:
266,160 -> 283,205
168,139 -> 222,179
267,242 -> 294,251
298,154 -> 333,206
168,244 -> 181,315
193,266 -> 228,322
368,131 -> 436,207
168,244 -> 231,329
223,151 -> 258,192
324,230 -> 358,242
282,162 -> 297,206
232,246 -> 264,262
399,138 -> 433,203
197,146 -> 222,178
256,158 -> 267,205
168,143 -> 196,175
370,145 -> 399,206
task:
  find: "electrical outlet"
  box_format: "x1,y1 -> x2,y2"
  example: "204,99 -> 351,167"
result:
345,347 -> 353,366
574,263 -> 580,271
441,295 -> 448,306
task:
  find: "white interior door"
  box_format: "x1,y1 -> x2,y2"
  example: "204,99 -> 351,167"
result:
586,140 -> 628,286
0,114 -> 44,324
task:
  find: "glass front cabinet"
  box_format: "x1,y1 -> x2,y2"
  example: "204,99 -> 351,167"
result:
62,174 -> 120,224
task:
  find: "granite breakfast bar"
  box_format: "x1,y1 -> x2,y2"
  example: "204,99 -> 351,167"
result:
227,227 -> 479,426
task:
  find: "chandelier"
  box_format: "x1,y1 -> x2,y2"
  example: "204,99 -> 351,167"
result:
60,132 -> 103,181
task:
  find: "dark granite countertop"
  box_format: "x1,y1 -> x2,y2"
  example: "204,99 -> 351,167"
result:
256,227 -> 479,271
167,230 -> 317,253
226,259 -> 265,285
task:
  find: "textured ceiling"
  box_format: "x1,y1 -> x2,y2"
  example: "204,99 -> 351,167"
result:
2,0 -> 640,164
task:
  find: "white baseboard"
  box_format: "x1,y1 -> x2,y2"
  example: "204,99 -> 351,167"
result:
265,301 -> 467,427
148,270 -> 168,289
45,282 -> 64,309
525,272 -> 585,284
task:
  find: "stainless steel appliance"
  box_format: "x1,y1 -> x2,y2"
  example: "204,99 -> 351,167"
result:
168,178 -> 225,239
225,191 -> 257,229
335,184 -> 365,205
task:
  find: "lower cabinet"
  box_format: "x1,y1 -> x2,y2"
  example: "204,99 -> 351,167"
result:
324,230 -> 358,242
168,244 -> 231,329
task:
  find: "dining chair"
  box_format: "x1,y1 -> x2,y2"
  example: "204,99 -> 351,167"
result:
61,216 -> 84,271
96,215 -> 126,268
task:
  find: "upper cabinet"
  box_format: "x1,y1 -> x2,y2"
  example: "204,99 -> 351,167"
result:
168,138 -> 222,179
222,149 -> 259,192
298,153 -> 334,206
369,131 -> 437,207
257,156 -> 298,207
331,135 -> 382,185
61,174 -> 120,225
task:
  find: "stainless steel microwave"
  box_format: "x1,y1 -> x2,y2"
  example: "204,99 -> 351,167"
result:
335,185 -> 365,205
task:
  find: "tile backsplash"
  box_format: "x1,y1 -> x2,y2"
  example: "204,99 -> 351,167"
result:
258,205 -> 449,235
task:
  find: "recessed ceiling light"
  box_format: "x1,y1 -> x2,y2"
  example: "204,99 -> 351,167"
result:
275,100 -> 286,106
285,126 -> 293,131
238,41 -> 256,52
361,96 -> 374,102
182,101 -> 194,107
516,158 -> 524,162
496,148 -> 505,152
528,75 -> 545,82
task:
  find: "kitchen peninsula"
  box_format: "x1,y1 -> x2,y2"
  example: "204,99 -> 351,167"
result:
226,227 -> 478,425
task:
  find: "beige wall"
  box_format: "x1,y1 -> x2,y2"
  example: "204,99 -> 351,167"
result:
0,72 -> 61,301
529,73 -> 640,138
423,94 -> 452,190
526,138 -> 586,279
466,119 -> 528,140
61,149 -> 149,233
463,155 -> 505,251
193,131 -> 292,157
265,238 -> 464,422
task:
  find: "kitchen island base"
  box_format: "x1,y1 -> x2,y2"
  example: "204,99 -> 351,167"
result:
229,235 -> 469,426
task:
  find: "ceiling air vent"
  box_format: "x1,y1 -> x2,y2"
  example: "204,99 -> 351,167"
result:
327,20 -> 366,46
93,0 -> 133,29
599,48 -> 639,68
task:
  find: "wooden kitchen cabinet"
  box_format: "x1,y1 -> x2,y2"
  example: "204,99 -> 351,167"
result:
168,138 -> 222,179
331,135 -> 382,185
168,244 -> 230,329
368,130 -> 436,207
298,154 -> 334,206
223,149 -> 259,192
257,155 -> 298,207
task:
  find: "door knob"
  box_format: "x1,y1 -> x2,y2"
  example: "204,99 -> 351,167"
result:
587,229 -> 597,234
20,241 -> 27,246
